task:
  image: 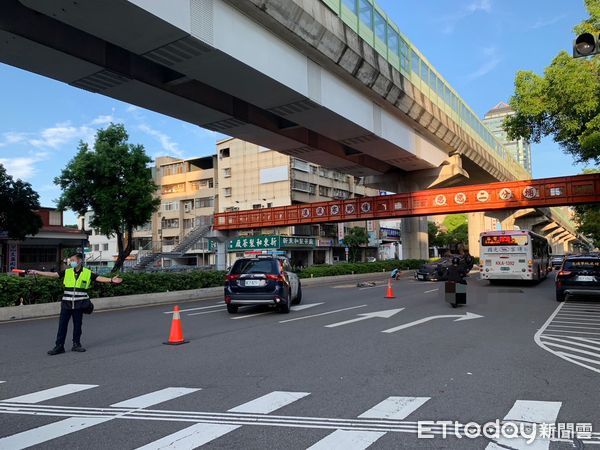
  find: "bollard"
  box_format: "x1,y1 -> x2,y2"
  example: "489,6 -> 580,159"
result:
311,274 -> 313,278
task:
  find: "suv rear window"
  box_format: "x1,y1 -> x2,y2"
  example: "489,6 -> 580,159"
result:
563,259 -> 600,270
230,259 -> 279,275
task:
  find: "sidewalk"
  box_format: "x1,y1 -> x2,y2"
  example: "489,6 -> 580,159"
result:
0,270 -> 412,322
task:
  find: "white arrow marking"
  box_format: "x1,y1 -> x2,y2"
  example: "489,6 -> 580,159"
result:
381,312 -> 483,334
325,308 -> 404,328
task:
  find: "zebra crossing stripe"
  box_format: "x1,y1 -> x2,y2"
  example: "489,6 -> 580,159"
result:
1,384 -> 97,404
135,391 -> 310,449
485,400 -> 562,450
0,387 -> 200,449
228,391 -> 310,414
306,430 -> 386,449
111,387 -> 200,408
0,417 -> 112,450
358,397 -> 430,420
135,423 -> 240,450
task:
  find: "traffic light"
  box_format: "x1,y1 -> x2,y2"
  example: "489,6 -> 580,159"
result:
573,32 -> 600,58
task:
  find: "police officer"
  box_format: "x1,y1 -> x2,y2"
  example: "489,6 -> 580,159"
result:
28,253 -> 122,355
446,257 -> 467,283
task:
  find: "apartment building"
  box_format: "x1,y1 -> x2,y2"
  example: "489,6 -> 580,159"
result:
216,138 -> 380,267
132,155 -> 217,268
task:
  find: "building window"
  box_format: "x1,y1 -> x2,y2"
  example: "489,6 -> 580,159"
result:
310,165 -> 318,175
223,168 -> 231,178
292,180 -> 316,194
102,243 -> 109,251
161,163 -> 185,177
183,218 -> 194,229
162,201 -> 179,211
49,211 -> 62,226
162,218 -> 179,229
223,187 -> 232,197
252,204 -> 263,209
163,236 -> 179,246
291,158 -> 310,172
94,244 -> 100,251
332,188 -> 350,199
319,186 -> 331,197
374,10 -> 386,42
195,197 -> 214,208
19,247 -> 57,264
359,0 -> 373,29
136,222 -> 152,232
225,206 -> 239,212
267,202 -> 273,208
219,148 -> 230,158
161,183 -> 185,194
342,0 -> 357,13
387,27 -> 399,55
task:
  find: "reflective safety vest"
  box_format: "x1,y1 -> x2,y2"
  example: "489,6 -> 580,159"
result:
62,268 -> 92,302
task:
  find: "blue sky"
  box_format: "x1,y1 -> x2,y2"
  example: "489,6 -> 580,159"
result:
0,0 -> 591,224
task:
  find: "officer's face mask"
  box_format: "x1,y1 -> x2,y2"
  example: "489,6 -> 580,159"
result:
69,260 -> 79,269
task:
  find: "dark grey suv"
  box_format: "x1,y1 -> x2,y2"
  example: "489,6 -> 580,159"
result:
555,255 -> 600,302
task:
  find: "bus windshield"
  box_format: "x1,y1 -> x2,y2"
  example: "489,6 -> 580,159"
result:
481,235 -> 528,246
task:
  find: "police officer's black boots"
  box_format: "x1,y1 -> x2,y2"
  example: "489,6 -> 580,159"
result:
71,343 -> 86,352
47,345 -> 65,355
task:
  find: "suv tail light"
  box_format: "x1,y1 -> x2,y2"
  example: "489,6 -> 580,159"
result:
266,274 -> 285,282
557,270 -> 572,277
226,274 -> 241,281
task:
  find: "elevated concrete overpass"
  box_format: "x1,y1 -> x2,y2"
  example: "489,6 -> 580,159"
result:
0,0 -> 584,256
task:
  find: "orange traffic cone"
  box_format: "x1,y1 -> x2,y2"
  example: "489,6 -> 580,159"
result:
163,305 -> 189,345
385,278 -> 395,299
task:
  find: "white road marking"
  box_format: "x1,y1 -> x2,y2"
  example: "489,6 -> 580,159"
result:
292,303 -> 324,311
279,305 -> 367,324
164,304 -> 222,314
486,400 -> 561,450
2,384 -> 97,404
358,396 -> 430,420
423,289 -> 439,294
188,309 -> 223,317
381,312 -> 483,334
136,391 -> 310,449
324,308 -> 404,328
135,423 -> 239,449
358,285 -> 384,290
111,388 -> 200,408
306,429 -> 386,449
231,303 -> 323,320
228,391 -> 310,414
0,417 -> 111,450
547,324 -> 600,330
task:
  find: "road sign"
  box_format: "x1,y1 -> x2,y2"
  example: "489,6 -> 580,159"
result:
324,308 -> 404,328
381,312 -> 483,334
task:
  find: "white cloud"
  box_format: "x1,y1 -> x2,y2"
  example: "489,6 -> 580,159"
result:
467,47 -> 502,80
530,14 -> 567,30
28,122 -> 92,149
89,114 -> 114,126
138,123 -> 183,157
467,0 -> 492,13
0,131 -> 28,147
438,0 -> 493,34
0,157 -> 41,179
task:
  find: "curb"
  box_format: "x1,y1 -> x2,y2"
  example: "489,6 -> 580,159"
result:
0,270 -> 415,323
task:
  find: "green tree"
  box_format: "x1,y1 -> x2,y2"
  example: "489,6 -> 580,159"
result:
343,226 -> 369,262
0,164 -> 42,240
428,221 -> 445,248
504,1 -> 600,164
573,168 -> 600,248
55,124 -> 160,272
435,214 -> 468,251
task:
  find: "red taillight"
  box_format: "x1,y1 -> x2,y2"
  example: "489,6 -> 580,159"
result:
557,270 -> 572,277
224,296 -> 232,304
226,274 -> 240,281
266,274 -> 285,282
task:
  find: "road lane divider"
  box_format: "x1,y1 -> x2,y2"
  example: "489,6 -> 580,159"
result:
279,305 -> 367,324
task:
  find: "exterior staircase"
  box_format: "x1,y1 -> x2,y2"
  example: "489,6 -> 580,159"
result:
133,224 -> 213,271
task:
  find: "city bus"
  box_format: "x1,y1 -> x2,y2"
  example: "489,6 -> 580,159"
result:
479,230 -> 551,282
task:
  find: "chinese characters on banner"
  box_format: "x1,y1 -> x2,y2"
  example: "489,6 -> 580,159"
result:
227,235 -> 316,252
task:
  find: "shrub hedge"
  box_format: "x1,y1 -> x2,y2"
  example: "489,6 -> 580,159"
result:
0,259 -> 430,308
0,271 -> 226,308
297,259 -> 426,279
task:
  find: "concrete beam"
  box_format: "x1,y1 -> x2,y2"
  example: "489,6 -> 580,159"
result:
553,231 -> 570,242
547,227 -> 566,239
540,222 -> 560,233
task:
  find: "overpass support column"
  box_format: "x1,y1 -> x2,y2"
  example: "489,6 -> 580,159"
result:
207,230 -> 231,271
467,212 -> 486,258
402,217 -> 429,260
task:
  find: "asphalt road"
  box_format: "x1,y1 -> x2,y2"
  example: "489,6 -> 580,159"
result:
1,272 -> 599,449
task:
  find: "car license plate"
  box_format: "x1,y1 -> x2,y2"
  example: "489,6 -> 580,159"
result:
245,280 -> 261,286
500,266 -> 510,271
577,276 -> 595,282
417,275 -> 424,280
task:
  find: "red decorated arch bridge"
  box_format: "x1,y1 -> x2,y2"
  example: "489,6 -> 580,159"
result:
214,173 -> 600,231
